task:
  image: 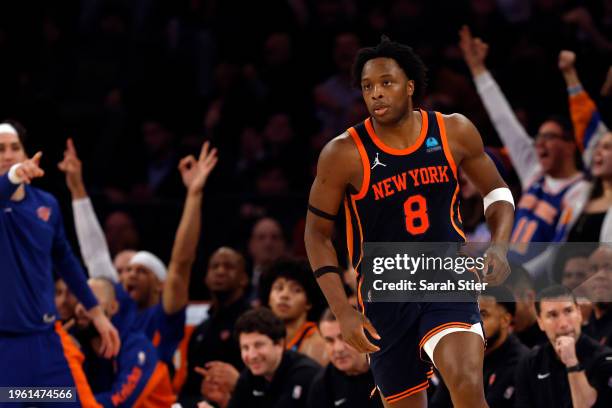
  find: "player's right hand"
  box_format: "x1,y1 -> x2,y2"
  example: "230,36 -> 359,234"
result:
89,306 -> 121,358
558,50 -> 576,73
337,307 -> 381,353
14,151 -> 44,183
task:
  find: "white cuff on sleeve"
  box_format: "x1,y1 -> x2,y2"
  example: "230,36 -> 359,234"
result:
7,163 -> 23,184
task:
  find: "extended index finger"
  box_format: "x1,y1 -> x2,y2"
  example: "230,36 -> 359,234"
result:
31,151 -> 43,165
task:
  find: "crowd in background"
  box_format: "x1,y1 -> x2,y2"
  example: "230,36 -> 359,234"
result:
3,0 -> 612,407
1,0 -> 611,297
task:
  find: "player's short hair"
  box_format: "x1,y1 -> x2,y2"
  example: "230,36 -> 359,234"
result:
535,285 -> 577,316
2,119 -> 27,147
234,308 -> 286,344
352,36 -> 428,104
480,286 -> 516,317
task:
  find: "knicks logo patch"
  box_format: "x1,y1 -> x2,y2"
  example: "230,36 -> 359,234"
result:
37,206 -> 51,222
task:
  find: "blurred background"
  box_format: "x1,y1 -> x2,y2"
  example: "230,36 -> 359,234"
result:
2,0 -> 611,298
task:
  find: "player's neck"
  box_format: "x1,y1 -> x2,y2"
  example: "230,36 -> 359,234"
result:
285,314 -> 308,343
371,109 -> 421,148
10,184 -> 25,201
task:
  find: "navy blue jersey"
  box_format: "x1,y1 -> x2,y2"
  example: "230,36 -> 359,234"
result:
339,111 -> 483,403
344,110 -> 464,265
0,175 -> 97,334
134,303 -> 185,366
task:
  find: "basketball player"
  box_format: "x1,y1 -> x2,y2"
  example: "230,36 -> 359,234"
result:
305,38 -> 515,408
0,121 -> 119,405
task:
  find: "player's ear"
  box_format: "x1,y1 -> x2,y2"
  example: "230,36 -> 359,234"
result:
501,310 -> 512,329
406,79 -> 415,97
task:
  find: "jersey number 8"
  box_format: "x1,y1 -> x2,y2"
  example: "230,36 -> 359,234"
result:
404,194 -> 430,235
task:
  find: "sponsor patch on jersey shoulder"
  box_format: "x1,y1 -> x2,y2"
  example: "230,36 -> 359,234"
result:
426,137 -> 441,153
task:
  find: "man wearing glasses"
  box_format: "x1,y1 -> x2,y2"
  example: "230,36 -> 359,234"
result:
460,27 -> 589,278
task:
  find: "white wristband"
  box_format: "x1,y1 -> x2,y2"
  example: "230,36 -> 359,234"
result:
7,163 -> 23,185
483,187 -> 514,213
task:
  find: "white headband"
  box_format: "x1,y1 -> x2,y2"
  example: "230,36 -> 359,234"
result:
129,251 -> 167,282
0,123 -> 18,135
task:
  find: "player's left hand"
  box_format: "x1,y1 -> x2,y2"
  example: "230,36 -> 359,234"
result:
89,305 -> 121,358
482,244 -> 510,286
179,141 -> 218,194
555,335 -> 579,367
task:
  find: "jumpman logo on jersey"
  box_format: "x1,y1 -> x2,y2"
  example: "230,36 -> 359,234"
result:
371,153 -> 387,169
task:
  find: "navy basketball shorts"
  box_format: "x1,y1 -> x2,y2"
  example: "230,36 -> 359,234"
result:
0,323 -> 95,407
365,301 -> 483,405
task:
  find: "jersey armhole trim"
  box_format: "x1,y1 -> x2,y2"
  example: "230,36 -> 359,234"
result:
347,127 -> 370,200
436,112 -> 467,241
435,112 -> 458,178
